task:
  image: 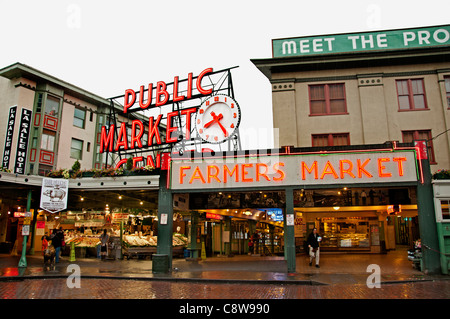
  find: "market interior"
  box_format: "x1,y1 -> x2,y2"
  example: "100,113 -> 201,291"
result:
1,185 -> 420,263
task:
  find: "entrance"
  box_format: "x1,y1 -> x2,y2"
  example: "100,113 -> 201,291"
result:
187,191 -> 286,258
294,186 -> 420,254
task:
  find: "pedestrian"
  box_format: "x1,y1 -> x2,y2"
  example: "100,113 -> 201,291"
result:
99,229 -> 109,260
248,239 -> 254,255
307,228 -> 321,268
360,189 -> 367,205
50,229 -> 63,263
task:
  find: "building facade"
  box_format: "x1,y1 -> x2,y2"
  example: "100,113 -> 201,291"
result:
0,63 -> 135,176
252,25 -> 450,172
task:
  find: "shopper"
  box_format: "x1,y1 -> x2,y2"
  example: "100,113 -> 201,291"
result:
50,229 -> 63,263
99,229 -> 109,260
307,228 -> 321,268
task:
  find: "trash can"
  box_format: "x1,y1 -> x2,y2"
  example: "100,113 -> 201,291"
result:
152,254 -> 169,273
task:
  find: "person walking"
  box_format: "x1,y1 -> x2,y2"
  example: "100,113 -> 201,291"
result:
307,228 -> 321,268
99,229 -> 109,260
50,229 -> 63,263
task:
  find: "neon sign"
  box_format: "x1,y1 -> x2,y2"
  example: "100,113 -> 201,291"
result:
170,150 -> 418,190
100,67 -> 242,170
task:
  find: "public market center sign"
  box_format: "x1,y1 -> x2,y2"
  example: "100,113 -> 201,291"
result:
272,25 -> 450,58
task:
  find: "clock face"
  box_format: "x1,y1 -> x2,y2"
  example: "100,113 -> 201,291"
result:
195,94 -> 241,144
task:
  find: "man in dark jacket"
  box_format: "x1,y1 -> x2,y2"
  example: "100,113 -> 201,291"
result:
307,228 -> 321,268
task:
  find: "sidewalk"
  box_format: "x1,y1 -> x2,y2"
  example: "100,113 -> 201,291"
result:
1,248 -> 448,286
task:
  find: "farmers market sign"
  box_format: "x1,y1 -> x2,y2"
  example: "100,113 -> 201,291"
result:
170,150 -> 418,190
272,25 -> 450,58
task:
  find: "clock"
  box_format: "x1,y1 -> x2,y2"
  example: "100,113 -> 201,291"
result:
195,94 -> 241,144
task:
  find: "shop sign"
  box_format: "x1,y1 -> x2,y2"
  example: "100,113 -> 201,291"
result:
40,178 -> 69,213
14,108 -> 32,175
272,25 -> 450,58
112,213 -> 129,222
170,150 -> 418,190
206,213 -> 224,220
2,106 -> 17,169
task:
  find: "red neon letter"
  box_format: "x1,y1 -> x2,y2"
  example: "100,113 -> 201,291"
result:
339,159 -> 356,179
273,162 -> 286,181
166,111 -> 178,143
378,158 -> 392,178
196,68 -> 213,95
147,153 -> 161,169
256,163 -> 270,181
357,159 -> 373,178
100,125 -> 114,153
148,114 -> 163,146
115,158 -> 128,169
393,157 -> 407,176
173,76 -> 185,102
301,161 -> 318,180
115,122 -> 128,151
207,165 -> 221,183
139,84 -> 152,109
320,161 -> 339,179
180,107 -> 197,140
132,156 -> 143,168
155,81 -> 169,106
223,165 -> 239,183
123,89 -> 136,113
187,72 -> 193,99
242,164 -> 254,182
179,166 -> 191,184
130,120 -> 144,149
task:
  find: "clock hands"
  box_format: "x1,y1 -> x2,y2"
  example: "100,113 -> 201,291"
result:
203,111 -> 228,137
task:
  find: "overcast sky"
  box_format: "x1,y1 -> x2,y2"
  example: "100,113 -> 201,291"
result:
1,0 -> 449,150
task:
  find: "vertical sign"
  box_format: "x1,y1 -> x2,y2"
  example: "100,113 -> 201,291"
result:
2,106 -> 17,169
14,108 -> 32,174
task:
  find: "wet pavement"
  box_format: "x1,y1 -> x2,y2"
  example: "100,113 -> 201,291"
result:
1,247 -> 446,286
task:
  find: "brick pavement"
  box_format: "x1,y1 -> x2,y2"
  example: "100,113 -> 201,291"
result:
0,277 -> 449,299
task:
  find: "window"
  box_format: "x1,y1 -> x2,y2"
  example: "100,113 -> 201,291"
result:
71,138 -> 83,160
36,93 -> 43,113
396,79 -> 427,110
73,108 -> 86,128
440,200 -> 450,220
312,133 -> 350,147
41,130 -> 55,151
45,95 -> 60,116
402,130 -> 436,163
445,76 -> 450,108
309,83 -> 347,115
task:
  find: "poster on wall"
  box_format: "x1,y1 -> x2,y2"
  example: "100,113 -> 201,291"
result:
2,105 -> 17,169
14,108 -> 32,174
40,178 -> 69,213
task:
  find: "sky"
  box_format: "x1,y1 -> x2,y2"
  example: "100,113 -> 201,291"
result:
1,0 -> 449,150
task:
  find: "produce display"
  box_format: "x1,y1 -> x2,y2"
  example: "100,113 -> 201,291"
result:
123,233 -> 188,247
65,235 -> 101,247
65,233 -> 189,248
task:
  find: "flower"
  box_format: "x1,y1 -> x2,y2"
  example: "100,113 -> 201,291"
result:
433,169 -> 450,180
